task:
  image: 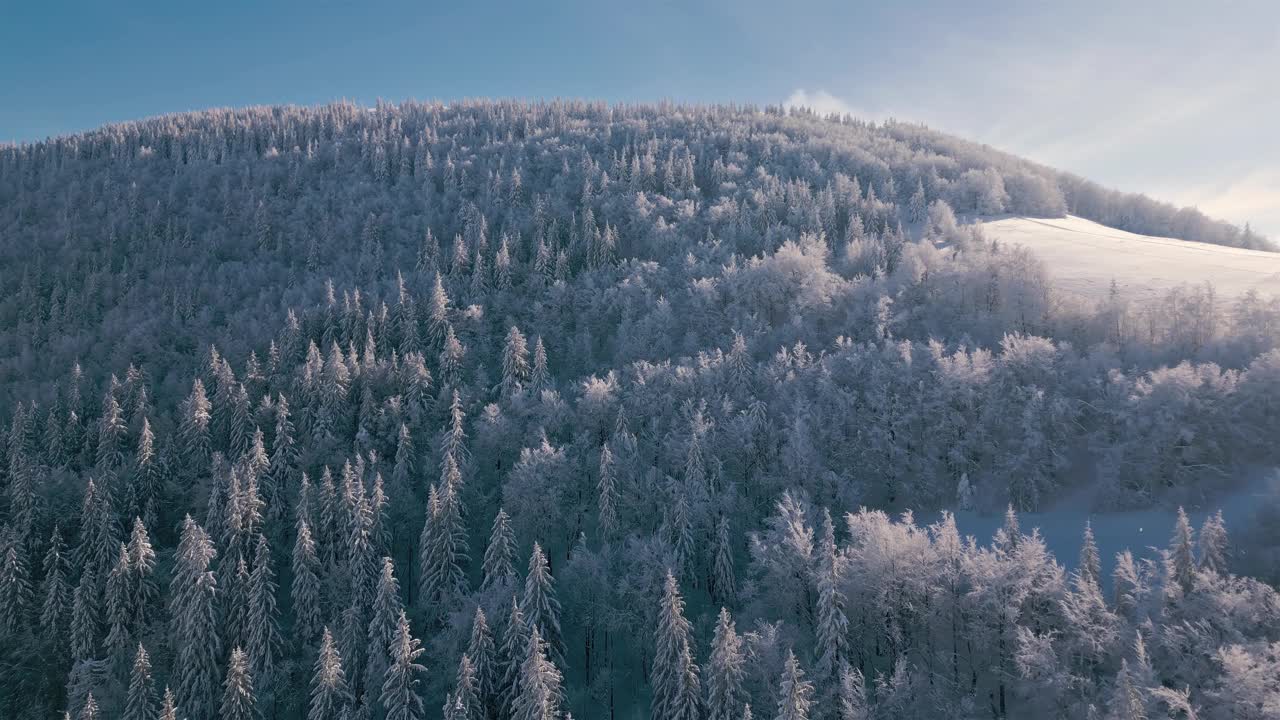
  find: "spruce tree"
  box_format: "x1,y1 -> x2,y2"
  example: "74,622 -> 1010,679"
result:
499,595 -> 529,719
813,510 -> 848,682
466,607 -> 498,719
1198,510 -> 1228,573
310,628 -> 352,720
169,516 -> 221,720
711,515 -> 736,606
500,326 -> 531,398
159,688 -> 179,720
445,654 -> 480,720
366,556 -> 404,706
652,571 -> 700,720
292,521 -> 323,645
123,643 -> 157,720
128,518 -> 158,631
522,543 -> 564,667
775,650 -> 813,720
0,538 -> 31,640
220,648 -> 256,720
246,535 -> 280,694
1169,507 -> 1196,592
380,610 -> 427,720
482,509 -> 517,591
41,524 -> 71,647
707,608 -> 746,720
512,626 -> 563,720
70,567 -> 100,661
1079,521 -> 1102,586
837,663 -> 867,720
597,444 -> 618,538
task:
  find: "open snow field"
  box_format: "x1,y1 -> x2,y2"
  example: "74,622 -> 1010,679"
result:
979,215 -> 1280,303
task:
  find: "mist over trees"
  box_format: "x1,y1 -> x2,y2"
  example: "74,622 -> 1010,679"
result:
0,100 -> 1279,718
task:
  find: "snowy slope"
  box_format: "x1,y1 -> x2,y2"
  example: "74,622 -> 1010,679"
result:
978,215 -> 1280,302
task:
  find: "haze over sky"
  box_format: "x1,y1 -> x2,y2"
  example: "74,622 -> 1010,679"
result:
3,0 -> 1276,237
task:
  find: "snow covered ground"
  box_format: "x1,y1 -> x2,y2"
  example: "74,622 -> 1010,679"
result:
978,215 -> 1280,303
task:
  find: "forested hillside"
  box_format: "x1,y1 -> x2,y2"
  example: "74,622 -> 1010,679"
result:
1,100 -> 1279,719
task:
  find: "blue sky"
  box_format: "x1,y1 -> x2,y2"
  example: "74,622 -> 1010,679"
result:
3,0 -> 1276,236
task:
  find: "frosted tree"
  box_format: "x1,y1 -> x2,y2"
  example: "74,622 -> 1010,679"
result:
1110,659 -> 1147,720
159,688 -> 179,720
528,338 -> 551,396
169,516 -> 221,720
498,595 -> 529,719
813,510 -> 848,682
246,535 -> 280,693
380,610 -> 427,720
419,477 -> 468,610
393,424 -> 415,488
96,391 -> 128,472
652,571 -> 700,720
180,380 -> 212,469
70,567 -> 100,661
444,654 -> 479,720
128,518 -> 158,631
711,516 -> 736,606
1197,510 -> 1228,573
1079,521 -> 1101,586
512,626 -> 563,720
466,607 -> 498,719
123,643 -> 157,720
220,648 -> 256,720
310,628 -> 352,720
775,650 -> 813,720
41,524 -> 71,646
440,391 -> 470,466
366,557 -> 404,704
427,273 -> 452,348
0,538 -> 31,640
78,694 -> 99,720
523,543 -> 565,667
501,326 -> 531,398
104,543 -> 134,666
482,509 -> 518,591
837,663 -> 868,720
292,521 -> 323,644
706,608 -> 746,720
1169,508 -> 1196,593
596,443 -> 618,538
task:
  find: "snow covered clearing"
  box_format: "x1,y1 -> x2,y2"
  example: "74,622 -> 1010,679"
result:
979,215 -> 1280,302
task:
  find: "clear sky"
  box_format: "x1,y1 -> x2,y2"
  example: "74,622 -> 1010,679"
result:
2,0 -> 1276,236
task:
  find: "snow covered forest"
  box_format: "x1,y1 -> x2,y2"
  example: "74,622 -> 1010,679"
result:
1,100 -> 1279,719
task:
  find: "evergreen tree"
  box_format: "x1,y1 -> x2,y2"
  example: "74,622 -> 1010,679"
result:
78,693 -> 99,720
707,608 -> 746,720
123,643 -> 157,720
41,524 -> 71,646
466,607 -> 498,720
596,443 -> 618,538
512,625 -> 563,720
292,521 -> 323,645
1169,507 -> 1196,593
1110,659 -> 1147,720
1197,510 -> 1228,573
652,571 -> 700,720
70,567 -> 100,661
522,543 -> 564,667
482,509 -> 517,591
498,595 -> 529,720
711,516 -> 736,607
97,391 -> 128,472
0,538 -> 31,640
169,516 -> 221,720
104,542 -> 134,666
128,518 -> 159,631
180,380 -> 212,470
775,650 -> 813,720
529,338 -> 550,396
419,477 -> 468,610
160,688 -> 179,720
246,535 -> 280,693
220,648 -> 257,720
366,556 -> 404,706
1079,521 -> 1102,586
380,610 -> 427,720
310,628 -> 352,720
445,654 -> 480,720
813,510 -> 848,682
837,664 -> 867,720
500,326 -> 531,398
